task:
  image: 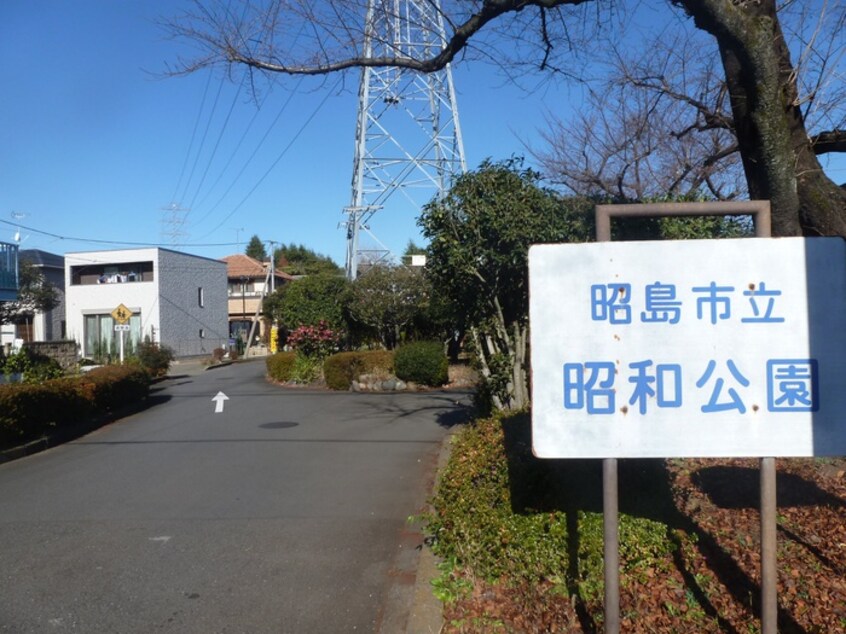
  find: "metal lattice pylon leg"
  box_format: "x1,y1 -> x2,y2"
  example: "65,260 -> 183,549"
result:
344,0 -> 466,280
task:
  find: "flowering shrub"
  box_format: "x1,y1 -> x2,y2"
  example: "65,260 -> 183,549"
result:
287,321 -> 344,359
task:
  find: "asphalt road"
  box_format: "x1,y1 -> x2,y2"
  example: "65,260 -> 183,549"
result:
0,360 -> 469,633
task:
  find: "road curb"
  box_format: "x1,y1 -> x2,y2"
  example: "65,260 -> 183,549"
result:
0,399 -> 150,465
404,428 -> 460,633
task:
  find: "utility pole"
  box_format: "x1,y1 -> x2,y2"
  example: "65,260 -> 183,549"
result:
265,239 -> 280,354
266,240 -> 278,294
345,0 -> 466,280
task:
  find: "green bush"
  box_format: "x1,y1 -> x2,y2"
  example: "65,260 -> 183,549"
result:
266,351 -> 298,382
393,341 -> 448,386
0,366 -> 150,449
279,274 -> 350,331
427,412 -> 679,605
287,321 -> 344,359
323,350 -> 394,390
290,354 -> 322,383
0,381 -> 84,446
82,365 -> 150,411
135,340 -> 175,377
427,413 -> 569,584
3,348 -> 64,383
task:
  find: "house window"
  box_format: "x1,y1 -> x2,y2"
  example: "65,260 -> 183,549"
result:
198,287 -> 204,308
83,312 -> 142,360
228,280 -> 257,296
71,261 -> 154,285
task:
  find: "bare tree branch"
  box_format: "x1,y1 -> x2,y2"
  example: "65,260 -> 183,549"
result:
531,27 -> 744,202
812,129 -> 846,154
164,0 -> 846,235
164,0 -> 594,78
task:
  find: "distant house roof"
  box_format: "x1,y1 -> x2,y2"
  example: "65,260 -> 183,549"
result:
221,254 -> 295,282
20,249 -> 64,269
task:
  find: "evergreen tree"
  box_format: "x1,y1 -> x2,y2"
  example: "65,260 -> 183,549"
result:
274,243 -> 341,276
245,235 -> 267,261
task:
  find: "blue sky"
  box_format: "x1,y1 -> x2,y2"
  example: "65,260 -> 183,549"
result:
0,1 -> 576,267
1,2 -> 844,268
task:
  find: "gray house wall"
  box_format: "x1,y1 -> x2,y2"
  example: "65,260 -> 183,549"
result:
157,249 -> 228,357
20,249 -> 66,341
41,266 -> 66,339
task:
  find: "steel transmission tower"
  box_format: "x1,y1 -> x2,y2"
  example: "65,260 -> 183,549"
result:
345,0 -> 467,279
160,203 -> 190,246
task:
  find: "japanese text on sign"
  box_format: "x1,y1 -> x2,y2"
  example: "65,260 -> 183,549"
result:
528,238 -> 846,458
590,281 -> 786,325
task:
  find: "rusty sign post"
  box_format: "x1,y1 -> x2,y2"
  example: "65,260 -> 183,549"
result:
594,201 -> 773,634
530,201 -> 846,634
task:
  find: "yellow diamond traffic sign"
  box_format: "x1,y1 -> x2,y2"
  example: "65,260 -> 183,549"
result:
111,303 -> 132,325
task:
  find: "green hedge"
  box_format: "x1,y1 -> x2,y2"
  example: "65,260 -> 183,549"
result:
0,366 -> 150,449
427,413 -> 680,606
394,341 -> 448,386
426,413 -> 569,584
323,350 -> 394,390
266,351 -> 298,382
82,365 -> 151,411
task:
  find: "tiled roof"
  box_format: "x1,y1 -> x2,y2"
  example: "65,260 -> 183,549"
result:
221,254 -> 295,281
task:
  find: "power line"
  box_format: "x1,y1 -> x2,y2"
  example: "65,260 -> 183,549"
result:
176,22 -> 311,235
169,70 -> 213,205
0,219 -> 246,249
184,73 -> 245,215
200,77 -> 342,238
189,74 -> 308,231
179,74 -> 227,207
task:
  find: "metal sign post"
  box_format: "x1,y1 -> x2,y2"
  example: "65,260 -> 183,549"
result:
111,304 -> 132,365
595,202 -> 772,634
529,202 -> 846,633
114,324 -> 131,363
595,202 -> 775,634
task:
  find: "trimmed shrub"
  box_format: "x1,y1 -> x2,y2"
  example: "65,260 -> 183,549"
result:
0,380 -> 86,446
266,351 -> 298,382
82,365 -> 150,411
0,366 -> 149,449
426,413 -> 568,583
135,341 -> 175,377
324,350 -> 394,390
394,341 -> 448,386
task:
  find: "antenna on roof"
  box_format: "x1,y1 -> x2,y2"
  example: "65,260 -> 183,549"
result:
10,211 -> 28,244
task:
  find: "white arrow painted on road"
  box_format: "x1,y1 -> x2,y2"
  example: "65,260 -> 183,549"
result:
212,391 -> 229,414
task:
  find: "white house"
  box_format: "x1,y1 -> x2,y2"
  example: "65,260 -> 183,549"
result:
65,248 -> 228,359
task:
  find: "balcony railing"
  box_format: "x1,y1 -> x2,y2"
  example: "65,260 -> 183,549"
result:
0,243 -> 19,301
228,289 -> 263,297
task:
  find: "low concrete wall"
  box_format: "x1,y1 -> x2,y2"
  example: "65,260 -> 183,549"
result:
23,340 -> 79,369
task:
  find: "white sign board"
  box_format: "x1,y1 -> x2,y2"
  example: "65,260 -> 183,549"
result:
529,237 -> 846,458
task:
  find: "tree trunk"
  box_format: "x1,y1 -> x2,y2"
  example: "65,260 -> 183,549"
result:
511,321 -> 529,410
678,0 -> 846,237
470,327 -> 504,411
